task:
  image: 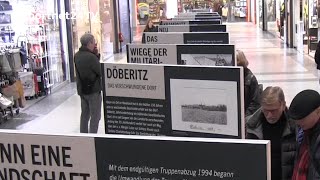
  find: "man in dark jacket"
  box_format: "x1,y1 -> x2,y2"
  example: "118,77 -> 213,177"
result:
74,33 -> 102,133
314,41 -> 320,84
288,90 -> 320,180
246,86 -> 297,180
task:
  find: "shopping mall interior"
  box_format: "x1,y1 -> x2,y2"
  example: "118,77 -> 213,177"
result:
0,0 -> 315,132
0,0 -> 319,178
0,22 -> 318,134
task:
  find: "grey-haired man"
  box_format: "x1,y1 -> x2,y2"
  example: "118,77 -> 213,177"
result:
74,33 -> 102,133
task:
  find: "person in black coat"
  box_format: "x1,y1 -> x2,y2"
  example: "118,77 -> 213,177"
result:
314,41 -> 320,84
74,33 -> 102,133
246,86 -> 297,180
236,50 -> 261,117
288,90 -> 320,179
142,19 -> 158,43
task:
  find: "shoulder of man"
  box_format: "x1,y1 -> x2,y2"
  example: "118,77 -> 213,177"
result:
77,50 -> 98,61
246,108 -> 263,128
311,133 -> 320,175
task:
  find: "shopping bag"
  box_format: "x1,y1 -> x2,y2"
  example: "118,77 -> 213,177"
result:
0,93 -> 12,109
15,80 -> 24,98
2,83 -> 19,99
0,54 -> 12,73
18,96 -> 26,108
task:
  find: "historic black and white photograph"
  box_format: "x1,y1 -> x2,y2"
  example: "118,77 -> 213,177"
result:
170,79 -> 239,136
181,54 -> 233,66
181,103 -> 227,125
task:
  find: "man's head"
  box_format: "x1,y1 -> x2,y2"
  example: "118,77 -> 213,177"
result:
80,33 -> 96,52
261,86 -> 286,124
236,50 -> 249,68
288,90 -> 320,130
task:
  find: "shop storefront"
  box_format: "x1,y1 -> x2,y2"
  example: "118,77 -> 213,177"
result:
136,0 -> 167,25
301,0 -> 319,57
178,0 -> 251,22
70,0 -> 116,61
256,0 -> 286,38
7,0 -> 69,91
118,0 -> 132,51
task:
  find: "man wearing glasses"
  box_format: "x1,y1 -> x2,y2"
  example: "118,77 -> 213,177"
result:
246,86 -> 298,180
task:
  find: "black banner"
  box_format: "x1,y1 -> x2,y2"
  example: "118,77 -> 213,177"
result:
160,20 -> 221,25
173,16 -> 222,21
183,32 -> 229,44
0,130 -> 270,180
142,32 -> 229,44
190,25 -> 226,32
158,25 -> 226,32
95,136 -> 270,180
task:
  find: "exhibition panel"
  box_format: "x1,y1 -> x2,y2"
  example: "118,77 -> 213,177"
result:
160,20 -> 221,25
157,24 -> 227,32
126,44 -> 235,66
102,63 -> 244,139
142,32 -> 229,44
0,130 -> 271,180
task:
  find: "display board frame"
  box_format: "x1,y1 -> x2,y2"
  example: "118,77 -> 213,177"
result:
102,63 -> 244,139
0,130 -> 271,180
126,44 -> 235,66
142,32 -> 229,44
157,24 -> 227,32
160,20 -> 221,25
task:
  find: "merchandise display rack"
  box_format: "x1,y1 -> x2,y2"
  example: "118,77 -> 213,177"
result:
25,23 -> 54,96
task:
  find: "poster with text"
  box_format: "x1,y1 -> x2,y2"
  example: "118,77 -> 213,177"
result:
95,136 -> 271,180
160,20 -> 221,25
0,132 -> 97,179
158,24 -> 226,32
126,44 -> 235,66
142,32 -> 229,44
102,63 -> 244,139
0,130 -> 271,180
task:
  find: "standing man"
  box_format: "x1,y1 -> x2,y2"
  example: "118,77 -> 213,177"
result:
74,33 -> 102,133
314,41 -> 320,84
246,86 -> 297,180
288,90 -> 320,179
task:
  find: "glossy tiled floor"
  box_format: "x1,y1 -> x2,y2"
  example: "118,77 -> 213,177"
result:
0,22 -> 319,134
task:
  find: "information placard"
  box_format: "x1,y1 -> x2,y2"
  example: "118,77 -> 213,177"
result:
0,132 -> 98,179
0,131 -> 271,180
158,24 -> 226,32
95,136 -> 271,180
102,63 -> 244,139
126,44 -> 235,66
160,20 -> 221,25
142,32 -> 229,44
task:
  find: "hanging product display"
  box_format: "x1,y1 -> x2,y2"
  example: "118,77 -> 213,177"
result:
235,0 -> 247,18
137,0 -> 167,24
